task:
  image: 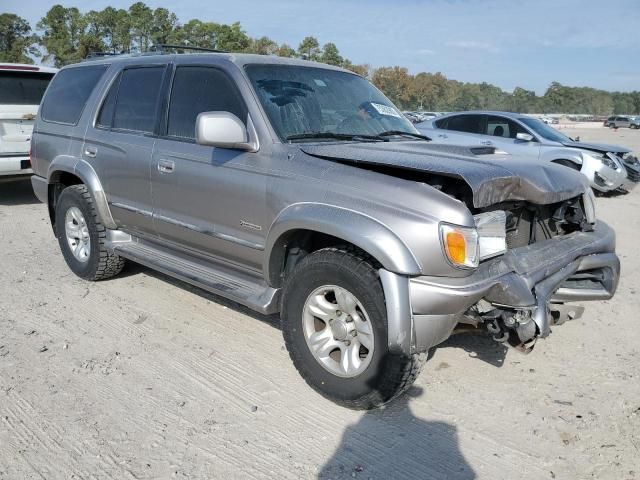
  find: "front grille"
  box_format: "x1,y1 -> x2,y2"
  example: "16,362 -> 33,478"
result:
503,197 -> 587,249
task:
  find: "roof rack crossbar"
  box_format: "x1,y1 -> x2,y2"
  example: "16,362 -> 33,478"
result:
150,44 -> 226,53
86,51 -> 123,58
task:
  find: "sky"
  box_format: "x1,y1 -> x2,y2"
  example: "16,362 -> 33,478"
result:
5,0 -> 640,94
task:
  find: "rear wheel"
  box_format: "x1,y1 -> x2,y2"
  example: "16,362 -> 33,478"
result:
55,184 -> 125,281
281,247 -> 426,409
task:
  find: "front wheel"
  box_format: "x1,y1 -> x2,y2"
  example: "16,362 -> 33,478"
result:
281,247 -> 426,409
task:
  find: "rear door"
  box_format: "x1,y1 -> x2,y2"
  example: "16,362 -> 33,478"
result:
0,68 -> 55,171
617,116 -> 630,128
83,64 -> 168,237
430,114 -> 485,145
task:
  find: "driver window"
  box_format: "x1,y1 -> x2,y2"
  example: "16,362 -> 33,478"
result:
486,116 -> 526,139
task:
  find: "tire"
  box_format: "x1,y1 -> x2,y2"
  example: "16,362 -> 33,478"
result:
281,247 -> 426,409
55,184 -> 125,281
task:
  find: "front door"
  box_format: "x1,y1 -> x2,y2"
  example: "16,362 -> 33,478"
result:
150,65 -> 267,271
482,115 -> 541,159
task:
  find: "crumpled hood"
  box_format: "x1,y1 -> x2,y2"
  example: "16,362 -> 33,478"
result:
562,141 -> 631,155
301,141 -> 588,208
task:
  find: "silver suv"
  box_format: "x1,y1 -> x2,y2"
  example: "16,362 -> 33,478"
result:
605,115 -> 639,129
30,52 -> 620,409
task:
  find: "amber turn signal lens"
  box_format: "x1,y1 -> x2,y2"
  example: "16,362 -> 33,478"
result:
446,231 -> 466,264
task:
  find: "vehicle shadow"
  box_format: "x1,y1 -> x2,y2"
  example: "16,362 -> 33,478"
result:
318,386 -> 475,479
118,263 -> 511,360
594,188 -> 628,198
128,263 -> 281,329
0,178 -> 41,206
436,330 -> 509,368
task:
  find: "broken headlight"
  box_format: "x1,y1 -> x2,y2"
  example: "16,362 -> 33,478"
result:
473,210 -> 507,260
585,151 -> 619,170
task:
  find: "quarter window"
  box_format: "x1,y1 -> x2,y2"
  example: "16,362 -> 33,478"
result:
112,66 -> 165,133
41,65 -> 107,124
96,73 -> 120,128
167,66 -> 247,140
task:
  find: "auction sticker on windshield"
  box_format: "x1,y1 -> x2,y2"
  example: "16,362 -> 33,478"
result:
371,102 -> 402,118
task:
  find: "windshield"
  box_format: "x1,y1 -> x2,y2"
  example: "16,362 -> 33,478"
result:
245,64 -> 417,141
0,71 -> 55,105
519,116 -> 572,143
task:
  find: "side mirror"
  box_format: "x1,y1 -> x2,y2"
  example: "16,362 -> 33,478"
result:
195,111 -> 256,151
516,132 -> 534,142
574,136 -> 580,142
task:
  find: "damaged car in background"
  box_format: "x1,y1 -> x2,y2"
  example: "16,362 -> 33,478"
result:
417,111 -> 639,193
30,52 -> 620,409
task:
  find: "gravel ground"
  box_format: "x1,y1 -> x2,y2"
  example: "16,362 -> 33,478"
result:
1,126 -> 639,480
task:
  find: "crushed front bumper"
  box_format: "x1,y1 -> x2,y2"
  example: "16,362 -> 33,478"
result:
623,161 -> 640,187
408,221 -> 619,351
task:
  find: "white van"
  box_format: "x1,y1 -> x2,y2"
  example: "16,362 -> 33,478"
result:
0,64 -> 58,177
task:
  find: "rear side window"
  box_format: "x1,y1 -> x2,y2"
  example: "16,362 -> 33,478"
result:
112,66 -> 165,133
167,66 -> 247,140
446,115 -> 483,134
41,65 -> 107,124
0,71 -> 54,105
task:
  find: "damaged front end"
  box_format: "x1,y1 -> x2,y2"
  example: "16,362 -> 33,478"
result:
299,141 -> 620,354
410,215 -> 619,354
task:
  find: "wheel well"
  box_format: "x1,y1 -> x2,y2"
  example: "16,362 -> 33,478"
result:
268,229 -> 375,287
552,159 -> 581,171
48,171 -> 83,231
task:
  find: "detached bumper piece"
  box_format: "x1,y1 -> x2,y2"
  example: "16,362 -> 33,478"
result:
409,221 -> 619,352
623,161 -> 640,186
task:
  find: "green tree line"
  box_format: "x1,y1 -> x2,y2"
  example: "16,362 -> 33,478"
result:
1,4 -> 639,115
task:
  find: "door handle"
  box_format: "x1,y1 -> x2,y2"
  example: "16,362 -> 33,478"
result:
480,140 -> 493,146
84,146 -> 97,158
157,159 -> 175,173
437,133 -> 448,138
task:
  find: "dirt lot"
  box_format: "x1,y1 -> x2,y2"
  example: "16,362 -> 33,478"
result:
1,126 -> 639,480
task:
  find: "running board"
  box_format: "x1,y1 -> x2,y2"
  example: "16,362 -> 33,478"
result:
112,239 -> 280,315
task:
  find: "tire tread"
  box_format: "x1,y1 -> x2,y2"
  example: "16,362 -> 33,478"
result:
60,185 -> 125,281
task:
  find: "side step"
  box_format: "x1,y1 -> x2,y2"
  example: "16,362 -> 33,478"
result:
112,239 -> 280,315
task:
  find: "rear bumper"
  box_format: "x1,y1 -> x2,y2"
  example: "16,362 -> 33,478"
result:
30,174 -> 47,203
408,222 -> 619,351
0,155 -> 32,176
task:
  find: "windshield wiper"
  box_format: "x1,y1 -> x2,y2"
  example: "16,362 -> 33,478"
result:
376,130 -> 431,141
285,132 -> 387,142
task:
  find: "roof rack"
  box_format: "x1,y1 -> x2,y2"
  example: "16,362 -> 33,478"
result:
83,44 -> 227,62
86,51 -> 123,58
149,44 -> 227,54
